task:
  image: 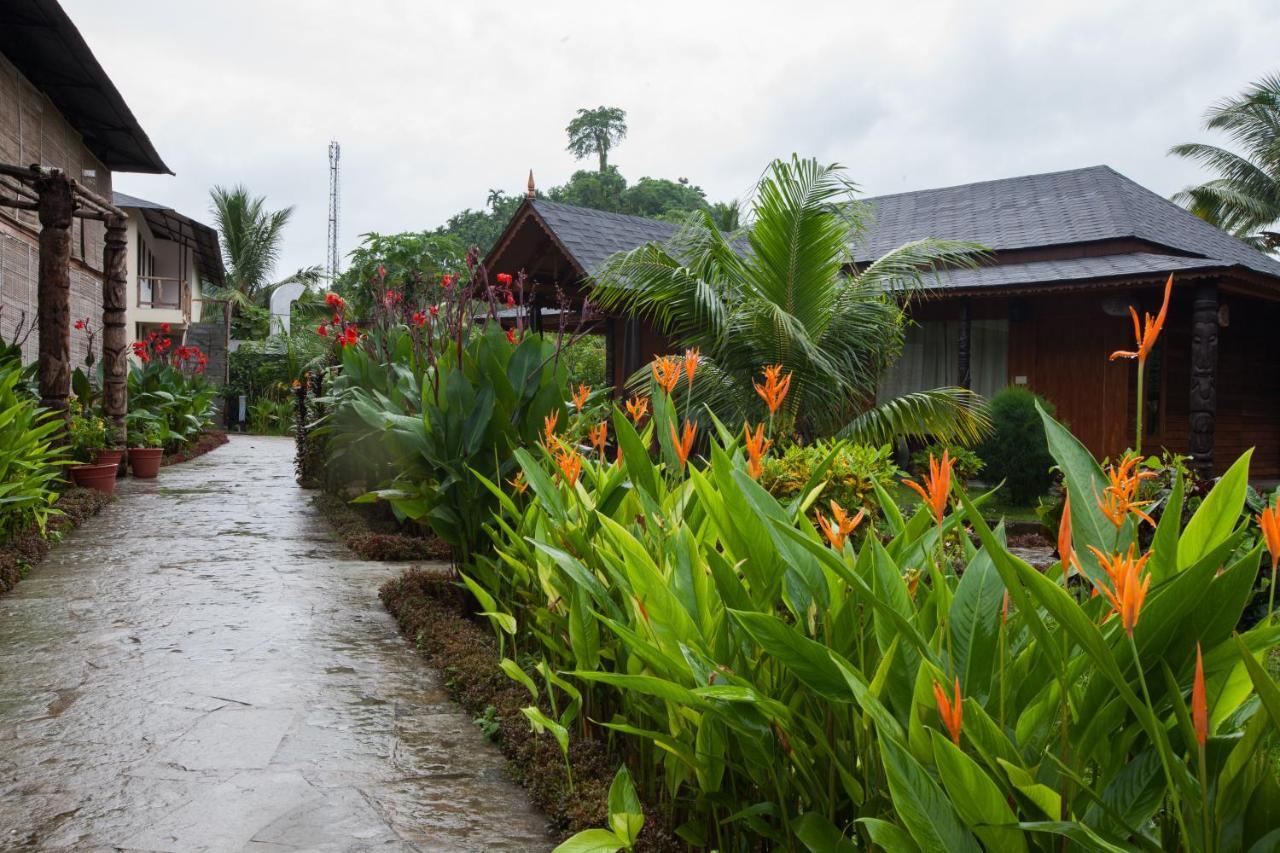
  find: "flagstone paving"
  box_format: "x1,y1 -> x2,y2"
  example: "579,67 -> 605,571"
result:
0,436 -> 550,852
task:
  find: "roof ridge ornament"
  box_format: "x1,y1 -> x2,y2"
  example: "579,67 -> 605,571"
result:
527,170 -> 536,199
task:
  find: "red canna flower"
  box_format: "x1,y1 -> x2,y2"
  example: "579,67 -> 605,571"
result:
1111,273 -> 1173,365
743,422 -> 772,480
626,395 -> 650,425
506,328 -> 518,345
160,322 -> 171,334
411,310 -> 427,327
506,292 -> 515,308
74,319 -> 86,330
932,677 -> 964,746
651,356 -> 682,394
753,364 -> 792,415
816,500 -> 865,550
440,274 -> 454,288
496,272 -> 513,286
670,420 -> 696,469
902,451 -> 954,524
317,324 -> 329,337
1192,643 -> 1208,748
429,305 -> 439,317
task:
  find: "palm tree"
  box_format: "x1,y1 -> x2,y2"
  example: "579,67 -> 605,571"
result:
206,185 -> 321,330
591,156 -> 992,446
1170,73 -> 1280,251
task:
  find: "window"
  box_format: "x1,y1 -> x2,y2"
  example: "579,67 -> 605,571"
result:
877,318 -> 1009,402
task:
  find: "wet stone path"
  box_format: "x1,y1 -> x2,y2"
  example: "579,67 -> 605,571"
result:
0,436 -> 550,851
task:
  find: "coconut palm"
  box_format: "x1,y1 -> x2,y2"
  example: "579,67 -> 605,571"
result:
591,155 -> 991,446
1171,73 -> 1280,251
205,185 -> 321,327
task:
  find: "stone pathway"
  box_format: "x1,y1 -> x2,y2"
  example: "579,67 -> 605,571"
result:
0,436 -> 550,851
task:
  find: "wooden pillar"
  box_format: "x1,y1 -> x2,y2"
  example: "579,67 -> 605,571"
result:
35,171 -> 74,428
603,317 -> 617,393
1189,282 -> 1219,478
623,316 -> 642,382
102,213 -> 129,444
528,296 -> 543,334
957,300 -> 972,390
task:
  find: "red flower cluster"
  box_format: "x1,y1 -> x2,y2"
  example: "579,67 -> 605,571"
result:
382,290 -> 403,309
440,274 -> 454,289
324,292 -> 346,310
496,273 -> 513,286
74,317 -> 90,331
130,331 -> 207,372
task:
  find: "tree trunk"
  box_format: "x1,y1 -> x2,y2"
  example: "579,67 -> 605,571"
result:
36,172 -> 73,433
102,214 -> 129,445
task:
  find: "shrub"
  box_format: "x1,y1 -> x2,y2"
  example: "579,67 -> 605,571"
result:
759,441 -> 900,518
976,386 -> 1056,504
909,442 -> 983,484
0,364 -> 64,536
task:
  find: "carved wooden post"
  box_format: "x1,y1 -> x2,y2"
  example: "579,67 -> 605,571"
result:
603,317 -> 617,393
35,171 -> 74,429
1189,282 -> 1219,478
102,213 -> 129,445
957,300 -> 972,390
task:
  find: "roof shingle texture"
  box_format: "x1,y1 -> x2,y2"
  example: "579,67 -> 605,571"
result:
531,200 -> 678,275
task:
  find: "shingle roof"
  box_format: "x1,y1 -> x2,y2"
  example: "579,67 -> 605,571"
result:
114,191 -> 225,287
531,200 -> 678,275
855,165 -> 1280,279
920,253 -> 1222,292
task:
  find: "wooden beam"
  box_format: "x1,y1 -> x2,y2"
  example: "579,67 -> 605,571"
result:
35,171 -> 74,432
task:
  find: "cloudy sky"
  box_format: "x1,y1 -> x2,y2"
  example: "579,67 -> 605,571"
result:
67,0 -> 1280,277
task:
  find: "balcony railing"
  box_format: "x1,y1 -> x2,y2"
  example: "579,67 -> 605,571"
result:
138,275 -> 190,315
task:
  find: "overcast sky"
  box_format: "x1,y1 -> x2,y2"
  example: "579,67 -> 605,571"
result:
66,0 -> 1280,278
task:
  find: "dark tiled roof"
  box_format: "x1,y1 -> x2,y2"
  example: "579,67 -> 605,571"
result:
114,191 -> 225,286
531,200 -> 678,275
0,0 -> 170,174
855,165 -> 1280,279
923,253 -> 1221,292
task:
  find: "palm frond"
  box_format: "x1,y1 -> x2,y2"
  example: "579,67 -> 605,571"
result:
835,387 -> 991,447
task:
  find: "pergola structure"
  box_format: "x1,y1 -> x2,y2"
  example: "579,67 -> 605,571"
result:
0,161 -> 129,440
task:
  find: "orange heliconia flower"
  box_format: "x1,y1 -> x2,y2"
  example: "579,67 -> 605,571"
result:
683,348 -> 700,387
903,451 -> 954,523
543,411 -> 560,448
1001,589 -> 1011,625
588,421 -> 608,456
1058,494 -> 1075,586
932,677 -> 964,746
554,444 -> 582,488
1192,643 -> 1208,748
1259,501 -> 1280,573
1097,454 -> 1156,528
671,420 -> 696,469
754,364 -> 792,415
1087,544 -> 1152,636
626,395 -> 650,425
743,422 -> 772,480
816,500 -> 866,551
508,471 -> 528,494
652,356 -> 682,394
572,384 -> 591,411
1111,273 -> 1173,365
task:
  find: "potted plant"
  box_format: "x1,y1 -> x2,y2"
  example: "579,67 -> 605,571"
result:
127,417 -> 165,479
67,403 -> 117,494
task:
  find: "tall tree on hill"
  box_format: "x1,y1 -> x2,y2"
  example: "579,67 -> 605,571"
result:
1171,73 -> 1280,251
566,106 -> 628,174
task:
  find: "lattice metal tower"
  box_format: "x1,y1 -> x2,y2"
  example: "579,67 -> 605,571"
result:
326,140 -> 341,284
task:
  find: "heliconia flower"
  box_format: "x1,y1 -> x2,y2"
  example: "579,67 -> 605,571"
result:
1058,494 -> 1074,586
317,325 -> 329,337
626,395 -> 650,424
496,272 -> 513,286
588,421 -> 608,456
506,328 -> 518,345
815,500 -> 865,550
411,311 -> 427,327
291,379 -> 301,389
1087,544 -> 1151,636
554,444 -> 582,487
1098,454 -> 1156,528
753,364 -> 792,415
1192,643 -> 1208,748
683,348 -> 700,386
1111,273 -> 1173,364
670,420 -> 696,469
572,384 -> 591,411
652,356 -> 682,394
932,677 -> 963,746
508,471 -> 528,494
902,450 -> 954,524
743,422 -> 772,480
543,411 -> 559,447
1001,589 -> 1011,625
1259,501 -> 1280,573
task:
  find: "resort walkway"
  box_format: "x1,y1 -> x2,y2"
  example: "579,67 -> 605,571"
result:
0,436 -> 550,852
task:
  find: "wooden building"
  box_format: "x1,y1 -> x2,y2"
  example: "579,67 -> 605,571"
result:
486,166 -> 1280,479
0,0 -> 170,364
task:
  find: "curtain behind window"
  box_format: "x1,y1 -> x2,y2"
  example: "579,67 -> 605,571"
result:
877,319 -> 1008,402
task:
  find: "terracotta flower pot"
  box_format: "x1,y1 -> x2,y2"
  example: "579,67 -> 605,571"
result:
96,449 -> 125,469
128,447 -> 164,479
69,461 -> 119,495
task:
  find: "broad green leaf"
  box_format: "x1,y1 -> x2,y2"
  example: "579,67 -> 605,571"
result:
793,812 -> 857,853
728,610 -> 847,700
949,539 -> 1004,702
1014,821 -> 1131,852
855,818 -> 920,853
879,736 -> 982,853
552,828 -> 625,853
607,765 -> 644,846
499,658 -> 538,699
998,759 -> 1061,820
930,732 -> 1026,853
1179,450 -> 1252,570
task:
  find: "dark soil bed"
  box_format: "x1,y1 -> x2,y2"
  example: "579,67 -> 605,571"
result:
0,487 -> 114,596
162,429 -> 229,466
313,493 -> 452,562
380,570 -> 680,851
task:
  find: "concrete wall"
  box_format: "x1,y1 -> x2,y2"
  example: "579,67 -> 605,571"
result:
0,50 -> 112,369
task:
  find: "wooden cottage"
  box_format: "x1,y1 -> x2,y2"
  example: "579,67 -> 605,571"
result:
486,165 -> 1280,479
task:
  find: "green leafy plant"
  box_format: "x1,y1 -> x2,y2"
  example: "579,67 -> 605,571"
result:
66,402 -> 107,464
911,442 -> 983,484
760,440 -> 901,521
553,765 -> 645,853
976,386 -> 1057,504
0,364 -> 65,535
